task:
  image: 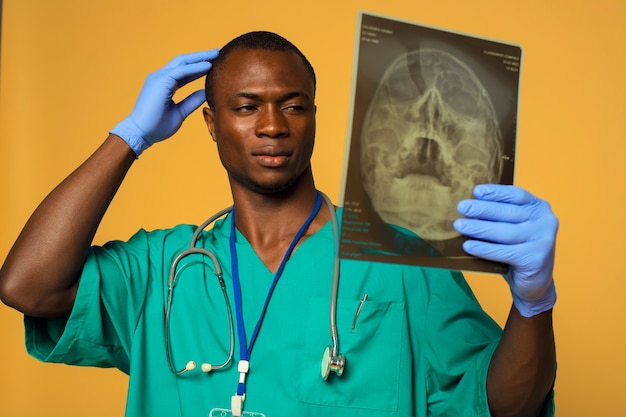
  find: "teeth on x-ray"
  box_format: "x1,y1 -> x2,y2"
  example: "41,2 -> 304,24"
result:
361,49 -> 503,241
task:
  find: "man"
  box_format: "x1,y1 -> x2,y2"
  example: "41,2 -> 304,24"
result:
0,31 -> 557,417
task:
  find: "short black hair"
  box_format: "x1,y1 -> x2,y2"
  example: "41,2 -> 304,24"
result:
204,31 -> 316,108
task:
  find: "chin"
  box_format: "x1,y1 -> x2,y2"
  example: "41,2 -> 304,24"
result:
248,177 -> 296,194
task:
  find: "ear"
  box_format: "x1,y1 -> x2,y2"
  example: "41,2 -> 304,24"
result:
203,107 -> 217,142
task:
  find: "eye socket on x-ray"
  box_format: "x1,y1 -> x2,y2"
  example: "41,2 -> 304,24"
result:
361,49 -> 503,241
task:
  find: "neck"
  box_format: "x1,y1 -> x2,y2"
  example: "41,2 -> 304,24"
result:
228,169 -> 331,272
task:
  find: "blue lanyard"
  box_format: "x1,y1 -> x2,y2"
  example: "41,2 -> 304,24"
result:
228,191 -> 322,397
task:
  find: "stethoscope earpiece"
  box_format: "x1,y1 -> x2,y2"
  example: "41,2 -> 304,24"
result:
321,345 -> 345,380
175,360 -> 196,376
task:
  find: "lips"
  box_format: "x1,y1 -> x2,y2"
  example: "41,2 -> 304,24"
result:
252,146 -> 292,168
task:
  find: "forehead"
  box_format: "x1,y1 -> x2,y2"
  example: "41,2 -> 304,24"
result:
213,49 -> 314,98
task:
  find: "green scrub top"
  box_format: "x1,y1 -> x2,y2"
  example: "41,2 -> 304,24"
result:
25,211 -> 553,417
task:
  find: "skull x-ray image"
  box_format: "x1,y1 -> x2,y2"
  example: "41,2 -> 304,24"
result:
361,49 -> 503,241
339,12 -> 521,273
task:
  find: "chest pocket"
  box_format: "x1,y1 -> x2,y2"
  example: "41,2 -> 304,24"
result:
298,296 -> 406,412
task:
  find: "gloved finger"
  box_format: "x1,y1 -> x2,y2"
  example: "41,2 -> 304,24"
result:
166,61 -> 214,88
461,239 -> 538,266
457,199 -> 532,223
473,184 -> 536,205
176,89 -> 208,119
462,234 -> 555,270
162,49 -> 220,70
453,218 -> 533,244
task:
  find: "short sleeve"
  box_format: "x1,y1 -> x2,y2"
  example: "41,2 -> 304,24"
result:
24,229 -> 158,374
423,270 -> 502,416
423,270 -> 555,416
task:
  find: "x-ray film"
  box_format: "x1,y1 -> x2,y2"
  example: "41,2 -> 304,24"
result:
339,12 -> 522,274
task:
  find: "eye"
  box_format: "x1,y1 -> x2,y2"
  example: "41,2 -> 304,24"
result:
234,104 -> 257,113
283,104 -> 306,113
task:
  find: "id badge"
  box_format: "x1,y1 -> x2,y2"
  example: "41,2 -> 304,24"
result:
209,408 -> 266,417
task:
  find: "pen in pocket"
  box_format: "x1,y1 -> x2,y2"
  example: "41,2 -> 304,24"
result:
351,294 -> 369,332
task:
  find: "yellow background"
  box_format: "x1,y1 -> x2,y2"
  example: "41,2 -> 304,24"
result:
1,0 -> 624,415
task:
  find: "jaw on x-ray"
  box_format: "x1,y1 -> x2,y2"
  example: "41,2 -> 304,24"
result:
360,49 -> 504,241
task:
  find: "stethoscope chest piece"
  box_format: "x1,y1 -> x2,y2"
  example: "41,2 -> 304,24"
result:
321,346 -> 345,380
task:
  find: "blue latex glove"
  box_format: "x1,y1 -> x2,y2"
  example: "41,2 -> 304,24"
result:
110,50 -> 219,156
453,184 -> 558,317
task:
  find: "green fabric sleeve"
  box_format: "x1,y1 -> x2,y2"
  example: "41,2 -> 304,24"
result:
24,228 -> 160,374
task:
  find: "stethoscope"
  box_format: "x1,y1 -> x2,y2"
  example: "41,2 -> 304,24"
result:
165,191 -> 345,384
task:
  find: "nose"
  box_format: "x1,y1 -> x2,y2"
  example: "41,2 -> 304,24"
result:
256,106 -> 289,138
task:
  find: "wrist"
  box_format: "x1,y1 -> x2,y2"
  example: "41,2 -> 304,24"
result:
110,119 -> 149,157
511,279 -> 557,318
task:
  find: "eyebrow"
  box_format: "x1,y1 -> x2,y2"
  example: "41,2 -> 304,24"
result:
234,91 -> 311,101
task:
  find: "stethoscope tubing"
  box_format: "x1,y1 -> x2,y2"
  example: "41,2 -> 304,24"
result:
320,193 -> 341,358
164,193 -> 341,377
165,207 -> 234,375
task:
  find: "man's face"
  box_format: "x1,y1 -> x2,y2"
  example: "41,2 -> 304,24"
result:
204,49 -> 316,194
